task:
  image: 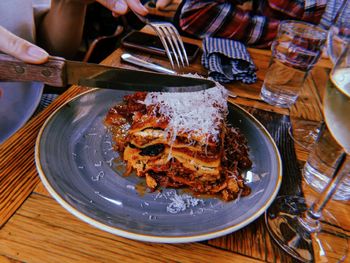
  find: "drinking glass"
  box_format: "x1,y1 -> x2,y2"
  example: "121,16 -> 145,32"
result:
303,124 -> 350,200
291,0 -> 350,149
265,44 -> 350,262
260,21 -> 327,108
327,0 -> 350,64
288,119 -> 324,150
261,21 -> 327,149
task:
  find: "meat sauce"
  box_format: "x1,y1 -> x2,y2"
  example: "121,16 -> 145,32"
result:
105,92 -> 252,201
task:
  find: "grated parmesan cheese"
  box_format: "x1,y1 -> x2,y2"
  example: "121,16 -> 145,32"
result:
166,192 -> 204,214
143,76 -> 228,143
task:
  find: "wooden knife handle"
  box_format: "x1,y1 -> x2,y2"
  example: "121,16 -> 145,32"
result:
0,54 -> 67,87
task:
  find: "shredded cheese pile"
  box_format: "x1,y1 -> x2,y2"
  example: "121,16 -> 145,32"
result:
143,85 -> 228,143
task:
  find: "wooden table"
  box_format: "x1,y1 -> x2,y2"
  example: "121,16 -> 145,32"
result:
0,26 -> 348,263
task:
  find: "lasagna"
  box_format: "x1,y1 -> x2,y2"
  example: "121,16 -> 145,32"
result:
104,87 -> 252,201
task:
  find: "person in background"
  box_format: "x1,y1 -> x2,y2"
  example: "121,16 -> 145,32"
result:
0,0 -> 148,64
178,0 -> 345,48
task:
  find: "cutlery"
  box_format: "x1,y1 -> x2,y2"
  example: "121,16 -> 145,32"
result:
121,53 -> 176,74
0,54 -> 215,93
133,13 -> 189,68
122,53 -> 237,97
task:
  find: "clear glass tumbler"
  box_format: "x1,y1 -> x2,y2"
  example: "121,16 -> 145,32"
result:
261,21 -> 327,108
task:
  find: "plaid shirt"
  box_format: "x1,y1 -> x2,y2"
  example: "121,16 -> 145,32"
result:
179,0 -> 327,47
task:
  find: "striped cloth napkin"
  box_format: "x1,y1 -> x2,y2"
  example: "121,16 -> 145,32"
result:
202,37 -> 257,84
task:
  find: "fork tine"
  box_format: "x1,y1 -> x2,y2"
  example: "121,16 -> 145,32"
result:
168,25 -> 189,66
160,26 -> 181,68
163,26 -> 185,67
142,14 -> 189,68
151,25 -> 175,68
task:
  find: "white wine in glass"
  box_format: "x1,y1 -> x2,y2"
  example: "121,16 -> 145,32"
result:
265,45 -> 350,262
324,67 -> 350,153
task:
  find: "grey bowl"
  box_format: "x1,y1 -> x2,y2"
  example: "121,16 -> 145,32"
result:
0,81 -> 43,143
35,89 -> 282,243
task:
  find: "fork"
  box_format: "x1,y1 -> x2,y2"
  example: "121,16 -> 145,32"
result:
134,13 -> 189,68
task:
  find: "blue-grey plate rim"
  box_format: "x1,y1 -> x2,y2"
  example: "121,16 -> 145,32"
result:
35,88 -> 282,243
0,81 -> 43,144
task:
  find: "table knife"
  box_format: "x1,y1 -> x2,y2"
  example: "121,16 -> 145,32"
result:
0,54 -> 215,92
121,53 -> 176,75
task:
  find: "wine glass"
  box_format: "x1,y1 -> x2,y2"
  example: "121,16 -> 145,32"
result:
327,0 -> 350,64
290,0 -> 350,150
288,116 -> 324,150
265,44 -> 350,262
302,124 -> 350,201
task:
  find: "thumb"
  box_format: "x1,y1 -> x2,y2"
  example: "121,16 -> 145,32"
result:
156,0 -> 172,9
97,0 -> 148,16
0,26 -> 48,64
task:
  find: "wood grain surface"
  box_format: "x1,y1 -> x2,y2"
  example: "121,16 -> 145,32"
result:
0,26 -> 348,263
0,193 -> 261,263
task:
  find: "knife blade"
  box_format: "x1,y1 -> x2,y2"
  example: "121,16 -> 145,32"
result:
0,54 -> 215,92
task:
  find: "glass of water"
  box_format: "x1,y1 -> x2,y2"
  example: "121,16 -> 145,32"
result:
261,21 -> 327,108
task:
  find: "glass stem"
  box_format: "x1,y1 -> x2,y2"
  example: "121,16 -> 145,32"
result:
308,152 -> 348,218
300,152 -> 348,232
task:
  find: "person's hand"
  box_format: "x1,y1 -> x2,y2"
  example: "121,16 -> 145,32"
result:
95,0 -> 148,16
0,26 -> 49,64
155,0 -> 174,9
68,0 -> 148,16
63,0 -> 148,17
0,0 -> 148,64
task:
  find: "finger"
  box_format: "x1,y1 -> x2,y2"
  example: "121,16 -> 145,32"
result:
126,0 -> 148,16
156,0 -> 172,9
96,0 -> 148,16
112,0 -> 128,15
96,0 -> 127,15
0,26 -> 48,64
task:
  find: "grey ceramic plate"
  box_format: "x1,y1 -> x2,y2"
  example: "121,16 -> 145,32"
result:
35,89 -> 282,243
0,81 -> 43,143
